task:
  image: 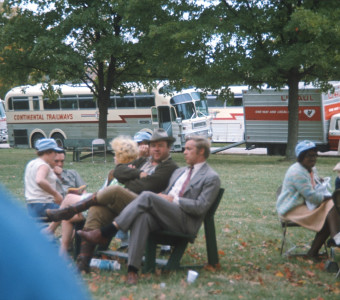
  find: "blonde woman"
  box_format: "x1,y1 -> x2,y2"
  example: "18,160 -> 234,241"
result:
47,136 -> 139,256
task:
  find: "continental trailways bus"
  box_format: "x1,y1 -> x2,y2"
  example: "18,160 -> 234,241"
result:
4,83 -> 212,151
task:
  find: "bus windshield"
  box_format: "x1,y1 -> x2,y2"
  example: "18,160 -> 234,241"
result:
170,91 -> 209,120
173,102 -> 196,120
0,101 -> 5,118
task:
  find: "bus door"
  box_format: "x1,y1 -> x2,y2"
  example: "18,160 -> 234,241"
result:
151,105 -> 182,151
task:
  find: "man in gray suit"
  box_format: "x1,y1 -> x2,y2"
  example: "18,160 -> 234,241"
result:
78,136 -> 221,284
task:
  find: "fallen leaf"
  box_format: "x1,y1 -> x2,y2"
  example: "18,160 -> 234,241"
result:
275,271 -> 284,277
305,270 -> 315,277
89,283 -> 99,293
208,290 -> 222,295
207,282 -> 215,287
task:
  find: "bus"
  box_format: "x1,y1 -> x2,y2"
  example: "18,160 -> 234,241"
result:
207,86 -> 247,143
4,83 -> 212,151
0,99 -> 8,143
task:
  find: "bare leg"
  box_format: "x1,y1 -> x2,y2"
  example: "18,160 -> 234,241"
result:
308,207 -> 340,256
60,214 -> 85,256
44,194 -> 82,236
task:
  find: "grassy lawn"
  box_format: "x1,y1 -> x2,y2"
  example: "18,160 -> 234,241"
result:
1,148 -> 340,299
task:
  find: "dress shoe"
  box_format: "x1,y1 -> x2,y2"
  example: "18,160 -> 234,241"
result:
77,229 -> 109,245
46,207 -> 77,222
126,271 -> 138,285
46,193 -> 97,222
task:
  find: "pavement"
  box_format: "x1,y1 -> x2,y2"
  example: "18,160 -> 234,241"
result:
0,143 -> 10,149
211,146 -> 339,157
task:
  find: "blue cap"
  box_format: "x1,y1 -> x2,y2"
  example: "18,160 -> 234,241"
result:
295,140 -> 316,158
133,131 -> 152,143
35,138 -> 63,152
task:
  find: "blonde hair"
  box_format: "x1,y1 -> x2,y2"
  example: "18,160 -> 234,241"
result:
110,136 -> 139,164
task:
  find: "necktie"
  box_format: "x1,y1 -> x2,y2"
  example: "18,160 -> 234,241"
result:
179,167 -> 193,197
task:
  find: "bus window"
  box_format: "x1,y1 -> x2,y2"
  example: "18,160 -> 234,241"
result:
43,97 -> 60,110
171,106 -> 177,120
170,93 -> 192,104
60,95 -> 78,110
173,102 -> 195,120
207,96 -> 224,108
33,96 -> 40,111
79,95 -> 96,109
151,107 -> 158,122
135,93 -> 155,108
227,96 -> 242,106
195,99 -> 209,116
116,95 -> 134,108
12,97 -> 29,111
108,95 -> 116,109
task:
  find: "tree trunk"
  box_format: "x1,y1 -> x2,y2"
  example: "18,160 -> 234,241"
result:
97,91 -> 109,139
286,74 -> 300,160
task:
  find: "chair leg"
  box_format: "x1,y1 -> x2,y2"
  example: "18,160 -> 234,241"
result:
204,217 -> 219,266
165,240 -> 188,270
143,236 -> 158,273
280,224 -> 287,256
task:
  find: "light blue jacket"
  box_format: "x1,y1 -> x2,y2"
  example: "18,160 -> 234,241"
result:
277,162 -> 324,215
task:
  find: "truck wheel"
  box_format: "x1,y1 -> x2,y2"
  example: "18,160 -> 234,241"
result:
267,145 -> 275,155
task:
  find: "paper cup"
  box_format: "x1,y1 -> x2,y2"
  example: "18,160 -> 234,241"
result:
187,270 -> 198,283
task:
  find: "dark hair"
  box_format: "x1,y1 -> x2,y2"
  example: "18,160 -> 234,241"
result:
37,149 -> 55,156
297,148 -> 317,162
186,136 -> 211,159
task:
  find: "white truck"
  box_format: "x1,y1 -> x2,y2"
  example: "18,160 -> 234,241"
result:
243,82 -> 340,155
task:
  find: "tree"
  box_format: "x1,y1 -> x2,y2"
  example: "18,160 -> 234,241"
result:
185,1 -> 340,159
0,0 -> 195,138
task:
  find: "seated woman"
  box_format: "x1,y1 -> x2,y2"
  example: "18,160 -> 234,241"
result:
277,140 -> 340,258
24,138 -> 64,234
50,136 -> 139,256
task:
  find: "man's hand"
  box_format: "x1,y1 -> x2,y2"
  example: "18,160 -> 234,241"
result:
158,193 -> 174,203
54,166 -> 63,177
53,191 -> 63,205
139,171 -> 148,178
138,144 -> 149,158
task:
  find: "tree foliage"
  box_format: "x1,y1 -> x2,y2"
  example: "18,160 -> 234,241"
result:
0,0 -> 200,138
192,1 -> 340,159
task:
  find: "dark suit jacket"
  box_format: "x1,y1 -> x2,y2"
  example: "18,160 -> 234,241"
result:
114,157 -> 178,194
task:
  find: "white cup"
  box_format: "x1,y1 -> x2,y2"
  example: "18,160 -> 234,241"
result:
187,270 -> 198,283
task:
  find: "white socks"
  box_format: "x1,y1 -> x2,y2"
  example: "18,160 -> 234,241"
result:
333,232 -> 340,245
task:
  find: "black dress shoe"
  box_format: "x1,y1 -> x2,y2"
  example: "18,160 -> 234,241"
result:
126,272 -> 138,285
77,229 -> 109,245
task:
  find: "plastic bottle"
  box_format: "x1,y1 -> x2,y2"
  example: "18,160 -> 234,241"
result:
89,258 -> 121,271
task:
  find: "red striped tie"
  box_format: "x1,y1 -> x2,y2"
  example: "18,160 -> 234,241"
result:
179,167 -> 193,197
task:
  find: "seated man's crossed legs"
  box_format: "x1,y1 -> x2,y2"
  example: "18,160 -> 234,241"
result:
46,185 -> 137,222
71,186 -> 138,273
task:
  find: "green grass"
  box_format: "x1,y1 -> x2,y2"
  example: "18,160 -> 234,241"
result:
1,149 -> 340,299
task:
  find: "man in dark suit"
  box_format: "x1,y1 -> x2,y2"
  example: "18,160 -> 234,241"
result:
78,136 -> 221,284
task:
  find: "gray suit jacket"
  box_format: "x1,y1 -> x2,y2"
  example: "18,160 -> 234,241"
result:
164,162 -> 221,234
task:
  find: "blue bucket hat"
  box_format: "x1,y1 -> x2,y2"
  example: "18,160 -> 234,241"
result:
35,138 -> 63,153
133,131 -> 152,143
295,140 -> 317,158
